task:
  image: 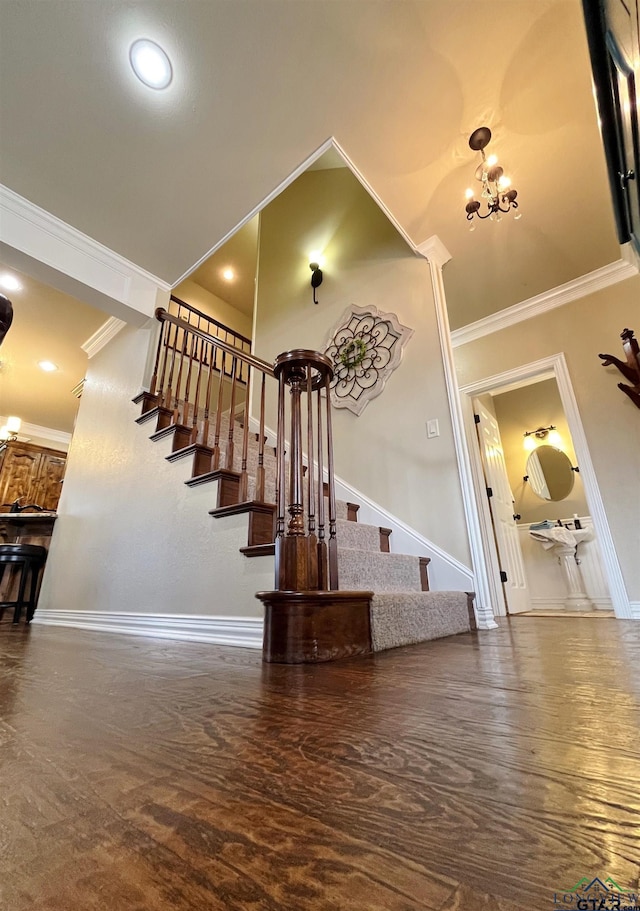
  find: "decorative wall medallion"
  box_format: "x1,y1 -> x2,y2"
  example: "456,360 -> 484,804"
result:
324,304 -> 414,415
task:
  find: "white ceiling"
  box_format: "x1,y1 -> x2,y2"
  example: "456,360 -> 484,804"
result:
0,0 -> 621,331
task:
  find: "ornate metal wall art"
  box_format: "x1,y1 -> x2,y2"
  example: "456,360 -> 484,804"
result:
323,304 -> 414,415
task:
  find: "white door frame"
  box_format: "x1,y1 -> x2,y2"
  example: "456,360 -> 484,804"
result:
459,353 -> 632,619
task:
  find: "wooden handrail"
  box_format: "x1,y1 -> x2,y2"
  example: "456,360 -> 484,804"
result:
169,294 -> 252,346
150,309 -> 339,593
155,309 -> 274,376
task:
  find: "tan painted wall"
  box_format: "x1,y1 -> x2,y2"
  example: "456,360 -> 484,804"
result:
172,278 -> 252,341
38,324 -> 273,617
454,275 -> 640,600
253,168 -> 471,565
491,379 -> 588,524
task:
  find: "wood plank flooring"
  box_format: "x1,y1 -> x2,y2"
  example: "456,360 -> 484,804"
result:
1,618 -> 639,910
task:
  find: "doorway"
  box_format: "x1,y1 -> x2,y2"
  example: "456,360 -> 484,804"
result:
460,354 -> 629,619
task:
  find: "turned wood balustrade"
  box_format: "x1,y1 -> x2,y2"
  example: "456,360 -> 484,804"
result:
273,349 -> 338,592
149,307 -> 339,592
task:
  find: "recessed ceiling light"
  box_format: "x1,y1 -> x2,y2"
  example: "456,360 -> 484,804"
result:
38,360 -> 58,372
222,267 -> 235,282
0,273 -> 21,292
129,39 -> 173,90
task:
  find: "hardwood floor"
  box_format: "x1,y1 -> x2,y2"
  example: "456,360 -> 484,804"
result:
1,618 -> 639,910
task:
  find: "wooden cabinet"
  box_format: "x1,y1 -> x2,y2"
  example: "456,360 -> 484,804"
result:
583,0 -> 640,255
0,441 -> 67,511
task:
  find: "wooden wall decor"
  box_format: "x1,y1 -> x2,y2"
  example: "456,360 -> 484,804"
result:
323,305 -> 413,416
599,327 -> 640,410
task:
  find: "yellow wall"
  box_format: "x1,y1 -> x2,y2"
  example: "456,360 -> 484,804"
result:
454,274 -> 640,600
253,168 -> 471,565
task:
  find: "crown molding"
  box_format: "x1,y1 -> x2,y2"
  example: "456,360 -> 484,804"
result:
0,185 -> 170,322
451,256 -> 638,348
416,235 -> 453,268
81,316 -> 127,358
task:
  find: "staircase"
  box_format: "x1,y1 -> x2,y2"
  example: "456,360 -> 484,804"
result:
132,300 -> 476,662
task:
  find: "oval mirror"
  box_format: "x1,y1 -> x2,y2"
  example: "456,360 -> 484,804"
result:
526,445 -> 575,501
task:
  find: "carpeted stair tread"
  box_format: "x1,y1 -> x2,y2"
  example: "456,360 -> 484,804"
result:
370,591 -> 474,651
337,547 -> 422,593
335,518 -> 380,551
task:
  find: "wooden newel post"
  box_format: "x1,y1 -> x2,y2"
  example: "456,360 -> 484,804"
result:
273,349 -> 334,592
259,347 -> 373,663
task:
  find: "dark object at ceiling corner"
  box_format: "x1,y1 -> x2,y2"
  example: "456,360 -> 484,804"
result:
0,294 -> 13,347
581,0 -> 640,255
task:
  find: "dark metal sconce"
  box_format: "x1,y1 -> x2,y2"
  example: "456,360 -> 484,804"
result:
309,262 -> 323,305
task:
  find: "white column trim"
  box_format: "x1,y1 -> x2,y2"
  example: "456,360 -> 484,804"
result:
81,316 -> 127,358
417,235 -> 498,630
459,353 -> 633,620
32,610 -> 264,647
450,256 -> 638,347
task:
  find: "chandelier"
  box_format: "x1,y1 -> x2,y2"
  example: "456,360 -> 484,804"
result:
464,127 -> 520,227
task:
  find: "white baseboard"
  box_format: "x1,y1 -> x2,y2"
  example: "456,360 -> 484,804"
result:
32,610 -> 264,648
629,602 -> 640,620
530,598 -> 565,611
530,597 -> 613,612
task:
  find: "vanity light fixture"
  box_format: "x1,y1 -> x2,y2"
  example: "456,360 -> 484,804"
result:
129,39 -> 173,90
309,254 -> 324,305
523,425 -> 562,450
465,127 -> 521,228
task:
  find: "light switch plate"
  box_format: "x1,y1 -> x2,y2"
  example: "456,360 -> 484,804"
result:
427,419 -> 439,438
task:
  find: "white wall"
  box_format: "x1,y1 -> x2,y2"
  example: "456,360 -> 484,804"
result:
253,168 -> 471,566
37,325 -> 273,622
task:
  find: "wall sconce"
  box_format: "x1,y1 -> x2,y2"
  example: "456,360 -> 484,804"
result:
309,261 -> 323,305
523,425 -> 562,450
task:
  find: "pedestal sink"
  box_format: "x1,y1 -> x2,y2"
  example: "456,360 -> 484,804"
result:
529,526 -> 594,610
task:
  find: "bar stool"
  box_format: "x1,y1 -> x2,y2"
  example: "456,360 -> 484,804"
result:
0,544 -> 48,624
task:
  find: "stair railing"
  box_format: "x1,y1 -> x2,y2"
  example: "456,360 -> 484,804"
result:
168,294 -> 251,358
148,309 -> 338,591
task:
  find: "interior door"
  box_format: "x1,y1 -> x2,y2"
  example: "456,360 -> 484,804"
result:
474,400 -> 531,615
